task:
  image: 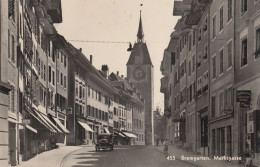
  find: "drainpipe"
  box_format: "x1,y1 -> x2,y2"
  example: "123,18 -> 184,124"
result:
207,3 -> 211,157
16,47 -> 20,165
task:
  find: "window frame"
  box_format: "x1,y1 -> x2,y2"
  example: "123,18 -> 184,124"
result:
241,37 -> 248,68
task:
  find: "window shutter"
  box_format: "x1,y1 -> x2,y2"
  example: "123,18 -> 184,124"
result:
227,41 -> 232,67
8,0 -> 14,18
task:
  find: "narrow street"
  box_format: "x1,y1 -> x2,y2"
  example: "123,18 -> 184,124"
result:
61,145 -> 196,167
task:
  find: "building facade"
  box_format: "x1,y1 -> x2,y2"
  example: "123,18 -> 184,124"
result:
234,0 -> 260,166
127,12 -> 154,145
161,0 -> 260,166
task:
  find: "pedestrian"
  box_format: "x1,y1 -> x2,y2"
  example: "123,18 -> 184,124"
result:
161,138 -> 163,145
163,139 -> 169,158
171,140 -> 172,146
156,139 -> 159,146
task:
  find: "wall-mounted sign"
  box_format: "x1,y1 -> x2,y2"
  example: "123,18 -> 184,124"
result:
236,90 -> 251,103
22,119 -> 31,124
240,102 -> 251,110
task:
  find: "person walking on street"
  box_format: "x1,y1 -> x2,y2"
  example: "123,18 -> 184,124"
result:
163,139 -> 169,158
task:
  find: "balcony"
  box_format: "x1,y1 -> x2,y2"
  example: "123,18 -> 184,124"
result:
43,0 -> 62,23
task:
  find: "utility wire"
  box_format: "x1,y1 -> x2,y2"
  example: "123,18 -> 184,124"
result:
68,40 -> 130,44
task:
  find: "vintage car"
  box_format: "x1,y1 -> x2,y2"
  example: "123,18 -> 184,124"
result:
95,133 -> 114,151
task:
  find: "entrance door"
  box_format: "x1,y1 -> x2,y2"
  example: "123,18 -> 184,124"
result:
226,126 -> 232,157
220,128 -> 225,156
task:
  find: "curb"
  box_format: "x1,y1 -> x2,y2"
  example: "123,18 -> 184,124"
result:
60,147 -> 84,167
60,146 -> 95,167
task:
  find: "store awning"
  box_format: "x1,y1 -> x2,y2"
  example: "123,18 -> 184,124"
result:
25,124 -> 38,133
39,113 -> 62,133
78,121 -> 94,132
8,118 -> 18,123
33,110 -> 57,133
28,109 -> 56,133
52,117 -> 70,133
122,132 -> 138,138
114,131 -> 125,137
104,127 -> 111,134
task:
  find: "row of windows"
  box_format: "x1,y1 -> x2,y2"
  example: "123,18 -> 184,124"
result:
113,121 -> 133,130
86,105 -> 109,121
133,119 -> 143,129
39,86 -> 46,107
135,133 -> 144,142
197,72 -> 209,93
57,69 -> 67,88
212,0 -> 233,39
48,66 -> 55,86
8,29 -> 15,63
75,81 -> 85,99
212,40 -> 233,79
241,28 -> 260,67
57,50 -> 67,67
211,87 -> 233,118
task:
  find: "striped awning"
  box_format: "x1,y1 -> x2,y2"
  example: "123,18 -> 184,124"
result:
52,117 -> 70,133
122,132 -> 138,138
39,113 -> 62,133
78,121 -> 94,132
25,124 -> 37,133
104,127 -> 111,134
29,108 -> 56,133
114,131 -> 125,137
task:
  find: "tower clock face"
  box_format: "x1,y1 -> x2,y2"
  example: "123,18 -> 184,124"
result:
133,67 -> 146,80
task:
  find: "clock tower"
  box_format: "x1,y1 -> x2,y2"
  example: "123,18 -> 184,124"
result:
127,11 -> 154,145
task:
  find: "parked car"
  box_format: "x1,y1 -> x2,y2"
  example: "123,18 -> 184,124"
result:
95,133 -> 114,151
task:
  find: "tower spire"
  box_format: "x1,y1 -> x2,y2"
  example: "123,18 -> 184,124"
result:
137,10 -> 144,42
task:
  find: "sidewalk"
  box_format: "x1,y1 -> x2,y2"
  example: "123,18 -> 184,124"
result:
153,145 -> 243,167
15,144 -> 94,167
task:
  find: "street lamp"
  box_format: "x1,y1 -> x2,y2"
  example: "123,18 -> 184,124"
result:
127,43 -> 134,52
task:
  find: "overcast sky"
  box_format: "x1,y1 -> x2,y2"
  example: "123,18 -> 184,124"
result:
55,0 -> 179,111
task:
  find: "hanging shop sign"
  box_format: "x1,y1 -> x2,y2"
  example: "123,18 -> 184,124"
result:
236,90 -> 251,103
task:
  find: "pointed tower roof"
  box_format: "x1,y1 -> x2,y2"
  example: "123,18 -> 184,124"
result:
137,11 -> 144,41
127,10 -> 153,67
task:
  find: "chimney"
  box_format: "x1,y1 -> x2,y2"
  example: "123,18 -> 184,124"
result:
117,71 -> 119,76
90,55 -> 93,65
79,48 -> 82,52
101,65 -> 109,79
